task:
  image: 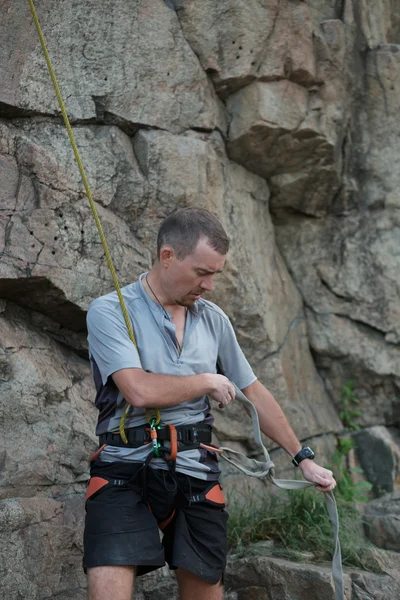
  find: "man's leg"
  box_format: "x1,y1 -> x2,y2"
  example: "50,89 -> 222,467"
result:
176,568 -> 223,600
84,461 -> 166,600
87,565 -> 135,600
161,476 -> 228,599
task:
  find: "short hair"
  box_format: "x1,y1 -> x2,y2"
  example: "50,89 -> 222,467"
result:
157,207 -> 230,260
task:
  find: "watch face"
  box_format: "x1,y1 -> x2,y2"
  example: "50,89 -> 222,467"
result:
303,447 -> 315,459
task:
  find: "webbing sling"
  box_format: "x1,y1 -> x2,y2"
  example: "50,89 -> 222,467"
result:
219,386 -> 344,600
27,2 -> 345,598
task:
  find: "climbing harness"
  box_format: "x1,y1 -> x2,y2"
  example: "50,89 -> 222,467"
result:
97,422 -> 211,455
27,2 -> 344,598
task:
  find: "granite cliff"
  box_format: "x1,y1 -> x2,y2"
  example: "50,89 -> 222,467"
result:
0,1 -> 399,598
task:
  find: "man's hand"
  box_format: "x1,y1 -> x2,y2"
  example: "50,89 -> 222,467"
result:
208,374 -> 236,409
299,459 -> 337,493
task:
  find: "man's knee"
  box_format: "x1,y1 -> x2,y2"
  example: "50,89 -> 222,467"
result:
176,568 -> 223,600
87,565 -> 135,600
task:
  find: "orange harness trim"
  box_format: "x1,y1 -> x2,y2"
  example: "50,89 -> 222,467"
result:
165,424 -> 178,461
88,443 -> 107,463
85,476 -> 109,501
158,509 -> 176,531
205,483 -> 225,505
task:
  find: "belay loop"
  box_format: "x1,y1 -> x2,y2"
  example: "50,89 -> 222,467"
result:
27,2 -> 345,598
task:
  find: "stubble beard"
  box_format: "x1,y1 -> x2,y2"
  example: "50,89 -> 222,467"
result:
176,292 -> 203,308
176,297 -> 196,308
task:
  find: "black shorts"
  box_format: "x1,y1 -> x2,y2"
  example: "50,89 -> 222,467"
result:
83,459 -> 228,584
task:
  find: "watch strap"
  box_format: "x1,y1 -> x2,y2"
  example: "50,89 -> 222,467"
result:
292,446 -> 315,467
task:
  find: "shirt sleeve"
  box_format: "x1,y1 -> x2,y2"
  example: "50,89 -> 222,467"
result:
87,300 -> 142,386
217,318 -> 257,390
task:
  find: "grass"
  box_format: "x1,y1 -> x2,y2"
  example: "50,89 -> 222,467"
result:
227,440 -> 376,571
340,381 -> 361,431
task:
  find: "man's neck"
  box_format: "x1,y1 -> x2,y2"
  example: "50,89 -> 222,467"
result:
144,269 -> 185,318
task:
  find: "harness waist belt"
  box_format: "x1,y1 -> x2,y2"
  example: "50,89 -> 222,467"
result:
99,423 -> 212,449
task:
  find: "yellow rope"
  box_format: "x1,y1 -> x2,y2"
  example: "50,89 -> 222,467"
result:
27,0 -> 161,439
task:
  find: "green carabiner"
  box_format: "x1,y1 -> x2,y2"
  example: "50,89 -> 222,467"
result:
150,419 -> 160,457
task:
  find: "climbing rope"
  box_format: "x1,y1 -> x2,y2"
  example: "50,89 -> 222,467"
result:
26,0 -> 161,440
26,2 -> 344,597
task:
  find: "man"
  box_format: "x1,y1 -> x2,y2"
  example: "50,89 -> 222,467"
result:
84,207 -> 336,600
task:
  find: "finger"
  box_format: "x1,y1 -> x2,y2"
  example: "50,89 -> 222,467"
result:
316,482 -> 336,492
315,473 -> 332,484
311,475 -> 334,490
315,475 -> 336,489
315,480 -> 333,489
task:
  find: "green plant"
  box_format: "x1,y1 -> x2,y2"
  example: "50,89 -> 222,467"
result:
227,486 -> 374,569
340,380 -> 361,430
329,437 -> 372,503
227,439 -> 374,570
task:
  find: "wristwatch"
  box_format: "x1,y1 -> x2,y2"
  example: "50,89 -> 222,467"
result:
292,446 -> 315,467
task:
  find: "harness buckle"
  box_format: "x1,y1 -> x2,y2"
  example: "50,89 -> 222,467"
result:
182,426 -> 198,443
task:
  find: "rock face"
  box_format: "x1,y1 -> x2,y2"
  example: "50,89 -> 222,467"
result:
353,426 -> 400,495
364,492 -> 400,552
225,554 -> 353,600
0,0 -> 225,132
0,496 -> 86,600
134,548 -> 400,600
0,0 -> 399,598
0,120 -> 151,329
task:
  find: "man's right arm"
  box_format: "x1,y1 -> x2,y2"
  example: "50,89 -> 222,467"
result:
87,301 -> 235,409
112,368 -> 235,410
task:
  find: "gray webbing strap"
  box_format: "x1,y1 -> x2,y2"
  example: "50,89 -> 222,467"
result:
219,385 -> 344,600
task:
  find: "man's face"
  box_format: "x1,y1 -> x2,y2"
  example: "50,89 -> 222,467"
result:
161,237 -> 226,307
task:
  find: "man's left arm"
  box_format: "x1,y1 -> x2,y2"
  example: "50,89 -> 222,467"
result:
242,379 -> 336,493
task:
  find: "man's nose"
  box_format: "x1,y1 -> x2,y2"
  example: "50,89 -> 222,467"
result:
200,277 -> 214,292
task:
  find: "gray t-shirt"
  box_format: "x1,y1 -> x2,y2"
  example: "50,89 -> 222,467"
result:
87,273 -> 257,480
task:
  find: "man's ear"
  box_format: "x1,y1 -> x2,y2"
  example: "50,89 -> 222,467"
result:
159,246 -> 175,268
